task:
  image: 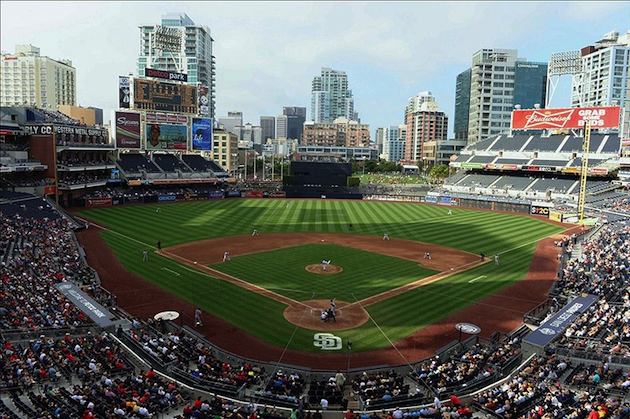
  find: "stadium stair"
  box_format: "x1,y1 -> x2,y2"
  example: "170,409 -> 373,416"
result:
523,178 -> 538,192
517,135 -> 534,152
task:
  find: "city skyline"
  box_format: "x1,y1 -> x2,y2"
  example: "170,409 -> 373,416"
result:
1,1 -> 628,135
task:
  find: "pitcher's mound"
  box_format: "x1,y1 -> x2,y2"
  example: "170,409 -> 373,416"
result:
284,300 -> 369,331
305,264 -> 343,274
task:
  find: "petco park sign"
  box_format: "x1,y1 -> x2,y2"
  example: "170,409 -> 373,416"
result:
511,106 -> 621,130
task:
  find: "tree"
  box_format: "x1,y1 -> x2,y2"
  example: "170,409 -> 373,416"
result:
429,164 -> 449,181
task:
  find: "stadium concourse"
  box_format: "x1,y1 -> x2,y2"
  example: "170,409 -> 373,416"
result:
1,189 -> 629,419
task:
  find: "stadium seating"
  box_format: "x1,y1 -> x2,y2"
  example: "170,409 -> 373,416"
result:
491,176 -> 535,191
117,154 -> 161,174
181,154 -> 228,177
523,134 -> 566,152
528,178 -> 576,193
153,154 -> 191,172
529,159 -> 569,167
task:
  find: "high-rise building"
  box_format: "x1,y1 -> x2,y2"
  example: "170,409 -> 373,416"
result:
137,13 -> 216,117
310,67 -> 358,123
276,115 -> 288,139
465,49 -> 547,144
454,69 -> 471,140
283,106 -> 306,140
404,92 -> 448,163
218,111 -> 243,136
382,125 -> 406,163
1,44 -> 76,110
211,129 -> 239,172
260,116 -> 275,141
571,31 -> 629,110
302,118 -> 370,147
375,128 -> 386,154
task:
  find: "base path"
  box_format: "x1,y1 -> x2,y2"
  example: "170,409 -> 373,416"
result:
164,232 -> 479,272
77,226 -> 579,369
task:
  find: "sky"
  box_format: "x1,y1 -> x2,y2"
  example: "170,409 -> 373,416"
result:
1,1 -> 629,136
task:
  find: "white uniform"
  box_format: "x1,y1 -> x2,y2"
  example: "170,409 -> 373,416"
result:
383,233 -> 390,240
223,251 -> 231,262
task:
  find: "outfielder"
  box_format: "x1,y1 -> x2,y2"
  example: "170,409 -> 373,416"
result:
142,249 -> 149,262
495,254 -> 500,265
448,209 -> 453,216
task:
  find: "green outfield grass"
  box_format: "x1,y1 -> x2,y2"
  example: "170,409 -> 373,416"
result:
81,199 -> 564,352
212,244 -> 437,302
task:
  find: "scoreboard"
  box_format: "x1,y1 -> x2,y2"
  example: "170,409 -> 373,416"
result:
133,78 -> 197,114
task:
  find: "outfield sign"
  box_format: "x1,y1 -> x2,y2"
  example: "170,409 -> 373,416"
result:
523,294 -> 597,348
313,333 -> 342,350
455,323 -> 481,335
55,282 -> 115,328
511,106 -> 621,130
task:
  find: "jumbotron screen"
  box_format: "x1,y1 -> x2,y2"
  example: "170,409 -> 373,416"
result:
132,78 -> 197,114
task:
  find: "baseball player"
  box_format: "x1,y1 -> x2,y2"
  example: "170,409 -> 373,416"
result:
494,254 -> 500,265
383,233 -> 390,240
194,307 -> 203,327
142,249 -> 149,262
447,209 -> 453,216
251,229 -> 258,237
223,251 -> 231,262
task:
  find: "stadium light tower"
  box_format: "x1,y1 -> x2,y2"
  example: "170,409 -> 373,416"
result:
546,50 -> 583,108
148,25 -> 186,73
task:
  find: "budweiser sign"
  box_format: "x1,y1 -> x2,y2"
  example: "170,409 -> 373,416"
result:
512,106 -> 621,130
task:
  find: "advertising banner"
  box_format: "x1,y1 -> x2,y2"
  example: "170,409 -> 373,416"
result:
437,196 -> 453,206
55,282 -> 115,328
158,194 -> 177,202
208,190 -> 225,200
269,191 -> 287,198
424,195 -> 438,204
192,118 -> 213,151
114,112 -> 141,148
511,106 -> 621,130
119,76 -> 130,109
530,205 -> 551,217
549,211 -> 563,222
523,294 -> 597,348
145,123 -> 188,150
144,67 -> 188,82
197,84 -> 210,116
23,125 -> 108,137
133,78 -> 197,114
245,190 -> 264,198
226,190 -> 242,198
86,198 -> 112,208
461,162 -> 484,169
145,113 -> 188,125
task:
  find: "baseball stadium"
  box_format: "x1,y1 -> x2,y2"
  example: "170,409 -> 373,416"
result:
1,33 -> 630,419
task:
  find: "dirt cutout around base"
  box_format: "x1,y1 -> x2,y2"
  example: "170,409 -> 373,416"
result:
284,300 -> 369,331
305,264 -> 343,275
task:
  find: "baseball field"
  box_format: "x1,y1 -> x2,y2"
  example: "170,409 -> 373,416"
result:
79,199 -> 566,362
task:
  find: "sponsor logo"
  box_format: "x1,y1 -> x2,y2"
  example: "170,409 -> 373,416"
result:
313,333 -> 342,350
455,323 -> 481,335
539,328 -> 556,336
524,109 -> 575,129
116,116 -> 139,127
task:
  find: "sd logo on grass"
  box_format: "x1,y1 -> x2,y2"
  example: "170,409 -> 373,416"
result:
313,333 -> 342,350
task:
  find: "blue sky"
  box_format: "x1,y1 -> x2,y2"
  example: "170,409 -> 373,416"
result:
1,1 -> 629,137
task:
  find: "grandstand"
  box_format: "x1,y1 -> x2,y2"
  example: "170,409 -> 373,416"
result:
445,132 -> 624,202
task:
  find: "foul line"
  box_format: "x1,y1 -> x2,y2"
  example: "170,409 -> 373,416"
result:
162,267 -> 181,276
468,275 -> 486,284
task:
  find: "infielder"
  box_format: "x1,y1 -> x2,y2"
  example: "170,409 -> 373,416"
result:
223,251 -> 231,262
251,229 -> 258,237
383,233 -> 390,240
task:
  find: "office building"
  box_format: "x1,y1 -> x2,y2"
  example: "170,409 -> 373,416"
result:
218,111 -> 243,136
310,67 -> 358,123
58,105 -> 103,125
1,44 -> 76,110
375,128 -> 385,154
465,49 -> 547,144
382,125 -> 406,163
572,31 -> 630,141
137,13 -> 216,117
276,115 -> 288,139
404,92 -> 448,163
454,69 -> 471,140
302,117 -> 370,147
260,116 -> 275,141
211,129 -> 238,172
284,106 -> 306,140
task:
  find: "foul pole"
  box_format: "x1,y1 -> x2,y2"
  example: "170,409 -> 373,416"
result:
577,122 -> 591,224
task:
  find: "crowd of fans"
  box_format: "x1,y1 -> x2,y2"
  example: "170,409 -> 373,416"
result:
0,212 -> 97,331
58,172 -> 110,187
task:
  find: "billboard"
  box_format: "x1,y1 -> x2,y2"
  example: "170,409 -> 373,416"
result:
145,123 -> 188,150
192,118 -> 213,151
133,78 -> 197,114
145,112 -> 188,124
144,67 -> 188,82
119,76 -> 130,108
512,106 -> 621,130
197,84 -> 210,116
114,111 -> 141,148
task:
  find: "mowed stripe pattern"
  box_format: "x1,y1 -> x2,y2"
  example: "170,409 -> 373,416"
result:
212,244 -> 438,302
82,199 -> 562,352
